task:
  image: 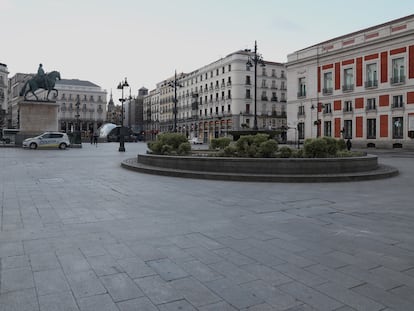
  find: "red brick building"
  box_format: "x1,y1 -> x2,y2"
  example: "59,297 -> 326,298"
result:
287,15 -> 414,149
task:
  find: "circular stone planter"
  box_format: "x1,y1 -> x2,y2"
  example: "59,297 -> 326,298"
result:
122,153 -> 399,182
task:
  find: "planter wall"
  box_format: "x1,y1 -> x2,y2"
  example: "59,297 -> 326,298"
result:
137,154 -> 378,175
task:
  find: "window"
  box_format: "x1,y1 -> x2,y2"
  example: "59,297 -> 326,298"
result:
227,104 -> 230,112
222,67 -> 225,74
298,122 -> 305,140
392,95 -> 404,108
323,103 -> 332,114
204,108 -> 207,116
344,100 -> 353,112
298,105 -> 305,116
246,104 -> 250,113
216,69 -> 219,76
246,89 -> 251,99
271,69 -> 276,77
227,90 -> 231,99
391,58 -> 405,84
343,120 -> 352,139
261,91 -> 267,101
228,64 -> 231,71
215,106 -> 219,114
271,80 -> 276,89
366,98 -> 376,110
298,77 -> 306,97
227,77 -> 231,85
365,63 -> 378,88
281,70 -> 285,78
367,119 -> 376,139
246,76 -> 251,85
323,72 -> 333,94
343,68 -> 354,91
271,92 -> 277,101
324,121 -> 332,137
261,79 -> 267,88
393,117 -> 403,138
221,91 -> 225,100
262,67 -> 267,76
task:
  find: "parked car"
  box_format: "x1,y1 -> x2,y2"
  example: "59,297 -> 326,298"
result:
188,137 -> 203,144
22,132 -> 70,150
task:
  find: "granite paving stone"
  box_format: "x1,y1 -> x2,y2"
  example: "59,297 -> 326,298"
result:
146,258 -> 189,281
175,259 -> 224,283
116,297 -> 159,311
278,281 -> 344,311
134,275 -> 183,305
117,257 -> 157,279
77,293 -> 118,311
65,270 -> 107,298
0,288 -> 39,311
99,273 -> 144,302
197,301 -> 237,311
33,269 -> 70,296
0,267 -> 35,294
316,282 -> 385,311
38,291 -> 79,311
157,299 -> 197,311
170,277 -> 222,307
29,252 -> 60,272
1,254 -> 30,270
86,255 -> 122,276
208,260 -> 258,284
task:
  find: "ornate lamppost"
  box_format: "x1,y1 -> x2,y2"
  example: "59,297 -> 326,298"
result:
246,40 -> 265,131
74,95 -> 81,144
117,78 -> 129,152
166,70 -> 182,132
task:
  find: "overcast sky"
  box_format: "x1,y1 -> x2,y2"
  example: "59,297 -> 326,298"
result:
1,0 -> 413,100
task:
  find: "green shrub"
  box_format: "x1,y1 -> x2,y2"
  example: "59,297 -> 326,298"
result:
279,146 -> 293,158
223,144 -> 237,157
178,142 -> 191,155
337,139 -> 346,151
210,137 -> 231,149
322,137 -> 338,156
258,139 -> 278,157
292,148 -> 304,158
304,138 -> 329,158
147,133 -> 189,155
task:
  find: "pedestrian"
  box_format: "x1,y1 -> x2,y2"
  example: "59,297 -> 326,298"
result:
346,138 -> 352,151
90,130 -> 93,144
93,130 -> 99,146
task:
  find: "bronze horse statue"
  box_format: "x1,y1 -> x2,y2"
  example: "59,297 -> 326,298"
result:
20,71 -> 61,101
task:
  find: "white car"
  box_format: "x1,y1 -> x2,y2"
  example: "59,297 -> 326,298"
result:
23,132 -> 70,150
189,137 -> 203,144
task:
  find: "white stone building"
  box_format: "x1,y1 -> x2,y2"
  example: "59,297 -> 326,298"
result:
55,79 -> 107,136
286,14 -> 414,149
144,48 -> 287,142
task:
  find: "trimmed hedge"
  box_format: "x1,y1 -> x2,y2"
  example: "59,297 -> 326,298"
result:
148,133 -> 191,155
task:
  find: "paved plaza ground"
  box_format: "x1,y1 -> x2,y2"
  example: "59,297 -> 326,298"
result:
0,142 -> 413,311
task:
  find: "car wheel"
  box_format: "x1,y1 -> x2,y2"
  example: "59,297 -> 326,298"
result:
5,138 -> 10,144
59,143 -> 67,150
30,142 -> 38,149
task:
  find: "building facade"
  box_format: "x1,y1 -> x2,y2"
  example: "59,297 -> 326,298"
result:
286,14 -> 414,149
0,63 -> 8,129
144,49 -> 287,142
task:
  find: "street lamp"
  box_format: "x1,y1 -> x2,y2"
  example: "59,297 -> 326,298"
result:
117,77 -> 129,152
166,70 -> 182,132
74,95 -> 81,144
246,40 -> 265,131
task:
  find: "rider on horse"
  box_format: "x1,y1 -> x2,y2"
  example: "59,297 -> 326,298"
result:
37,64 -> 49,90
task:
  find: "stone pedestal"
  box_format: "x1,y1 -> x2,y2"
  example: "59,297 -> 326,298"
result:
19,100 -> 59,133
15,100 -> 59,145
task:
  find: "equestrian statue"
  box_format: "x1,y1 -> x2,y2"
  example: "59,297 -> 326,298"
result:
20,64 -> 61,101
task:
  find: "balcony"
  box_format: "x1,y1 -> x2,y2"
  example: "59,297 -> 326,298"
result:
343,107 -> 353,114
245,81 -> 251,85
227,81 -> 232,86
391,102 -> 404,110
322,88 -> 333,95
365,105 -> 377,112
245,95 -> 251,99
261,96 -> 268,101
342,84 -> 354,92
297,91 -> 306,98
364,80 -> 378,88
297,112 -> 305,118
271,97 -> 278,102
391,75 -> 406,85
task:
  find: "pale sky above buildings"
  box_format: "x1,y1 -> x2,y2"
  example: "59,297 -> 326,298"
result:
1,0 -> 413,100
